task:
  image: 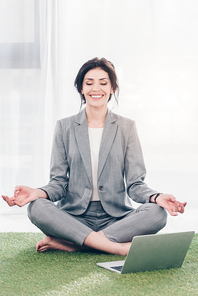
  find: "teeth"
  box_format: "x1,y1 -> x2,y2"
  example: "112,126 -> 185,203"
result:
91,95 -> 102,98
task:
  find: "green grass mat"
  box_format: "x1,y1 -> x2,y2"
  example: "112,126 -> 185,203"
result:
0,233 -> 197,296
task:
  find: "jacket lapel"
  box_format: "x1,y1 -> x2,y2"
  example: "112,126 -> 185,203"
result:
74,109 -> 92,186
74,108 -> 118,185
98,110 -> 118,179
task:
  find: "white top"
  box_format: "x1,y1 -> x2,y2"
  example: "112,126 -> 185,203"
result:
88,127 -> 103,201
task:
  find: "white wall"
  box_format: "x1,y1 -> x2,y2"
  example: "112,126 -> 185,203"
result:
57,0 -> 198,232
58,0 -> 198,199
0,0 -> 197,232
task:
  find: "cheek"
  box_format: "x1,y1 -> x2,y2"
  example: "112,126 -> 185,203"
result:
81,84 -> 90,95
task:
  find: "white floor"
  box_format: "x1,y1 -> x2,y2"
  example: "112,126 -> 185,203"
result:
0,202 -> 197,234
0,203 -> 41,232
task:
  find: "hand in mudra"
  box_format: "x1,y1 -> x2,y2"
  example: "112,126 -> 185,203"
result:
2,186 -> 47,207
156,194 -> 187,216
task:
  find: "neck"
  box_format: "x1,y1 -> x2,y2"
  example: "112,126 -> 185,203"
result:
86,106 -> 107,128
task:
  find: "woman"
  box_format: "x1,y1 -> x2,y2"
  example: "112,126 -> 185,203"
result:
2,58 -> 186,255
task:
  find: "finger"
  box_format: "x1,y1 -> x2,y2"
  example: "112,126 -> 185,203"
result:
175,201 -> 187,213
178,205 -> 185,214
167,205 -> 178,216
14,189 -> 20,197
15,185 -> 25,192
15,185 -> 20,191
2,195 -> 11,202
168,195 -> 176,202
10,197 -> 17,206
14,185 -> 21,196
169,209 -> 178,216
172,201 -> 179,212
2,195 -> 15,207
2,195 -> 7,200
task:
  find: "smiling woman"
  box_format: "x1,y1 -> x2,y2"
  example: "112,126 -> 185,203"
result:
2,57 -> 186,255
74,57 -> 119,105
81,68 -> 114,115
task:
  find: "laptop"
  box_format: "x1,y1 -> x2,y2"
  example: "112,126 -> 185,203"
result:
97,231 -> 195,274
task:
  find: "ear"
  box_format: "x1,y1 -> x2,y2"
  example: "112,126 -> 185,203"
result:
110,87 -> 114,95
81,89 -> 84,94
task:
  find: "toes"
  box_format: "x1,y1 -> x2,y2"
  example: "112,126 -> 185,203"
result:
36,239 -> 45,252
36,244 -> 40,251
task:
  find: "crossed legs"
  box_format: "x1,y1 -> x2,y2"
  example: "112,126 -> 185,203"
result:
27,199 -> 167,255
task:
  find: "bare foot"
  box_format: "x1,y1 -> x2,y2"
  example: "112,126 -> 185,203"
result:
98,230 -> 131,255
85,231 -> 132,256
36,236 -> 83,252
37,233 -> 132,255
120,242 -> 131,256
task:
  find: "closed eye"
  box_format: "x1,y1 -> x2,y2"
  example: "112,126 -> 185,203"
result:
86,82 -> 107,86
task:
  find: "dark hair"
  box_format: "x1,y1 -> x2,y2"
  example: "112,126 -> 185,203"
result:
74,57 -> 119,106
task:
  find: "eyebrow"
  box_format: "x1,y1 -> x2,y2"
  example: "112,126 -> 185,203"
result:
85,78 -> 109,81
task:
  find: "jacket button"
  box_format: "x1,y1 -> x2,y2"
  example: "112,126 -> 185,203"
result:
99,186 -> 103,191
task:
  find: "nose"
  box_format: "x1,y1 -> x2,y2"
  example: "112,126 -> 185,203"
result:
92,82 -> 100,92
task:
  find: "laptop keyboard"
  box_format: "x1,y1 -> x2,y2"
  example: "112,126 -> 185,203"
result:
111,265 -> 123,272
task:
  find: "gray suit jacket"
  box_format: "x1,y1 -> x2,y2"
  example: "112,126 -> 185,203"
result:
41,108 -> 158,217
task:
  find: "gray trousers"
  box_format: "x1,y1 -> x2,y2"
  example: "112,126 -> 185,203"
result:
27,199 -> 167,246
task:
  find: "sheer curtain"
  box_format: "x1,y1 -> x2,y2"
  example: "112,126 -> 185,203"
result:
0,0 -> 197,232
0,0 -> 59,218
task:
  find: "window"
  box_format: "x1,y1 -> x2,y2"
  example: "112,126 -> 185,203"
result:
0,0 -> 40,69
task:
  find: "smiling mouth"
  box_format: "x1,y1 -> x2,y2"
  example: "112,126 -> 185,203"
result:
90,95 -> 103,99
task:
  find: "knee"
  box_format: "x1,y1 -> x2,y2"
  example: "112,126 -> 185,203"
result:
151,204 -> 167,232
139,203 -> 167,233
27,198 -> 48,224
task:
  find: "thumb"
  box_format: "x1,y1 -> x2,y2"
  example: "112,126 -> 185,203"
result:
14,185 -> 22,197
15,185 -> 24,192
168,195 -> 177,203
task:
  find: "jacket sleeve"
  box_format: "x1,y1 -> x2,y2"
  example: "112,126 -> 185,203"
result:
40,120 -> 69,202
124,121 -> 158,203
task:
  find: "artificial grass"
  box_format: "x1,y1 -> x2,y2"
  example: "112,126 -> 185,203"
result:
0,233 -> 197,296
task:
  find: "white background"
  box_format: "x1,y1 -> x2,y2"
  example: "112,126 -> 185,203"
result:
0,0 -> 197,233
